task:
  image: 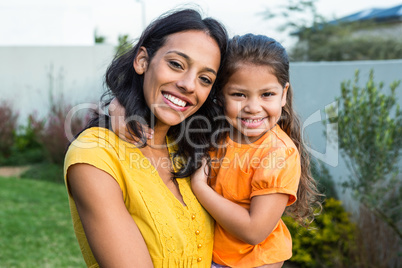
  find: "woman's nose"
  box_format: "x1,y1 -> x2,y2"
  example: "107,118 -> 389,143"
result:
176,72 -> 196,93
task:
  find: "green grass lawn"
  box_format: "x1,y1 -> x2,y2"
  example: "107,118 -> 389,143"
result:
0,176 -> 85,267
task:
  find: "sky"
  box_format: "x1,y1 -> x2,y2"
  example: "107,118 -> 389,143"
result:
1,0 -> 401,48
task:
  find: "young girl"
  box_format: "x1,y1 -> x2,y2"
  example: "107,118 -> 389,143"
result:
190,34 -> 321,268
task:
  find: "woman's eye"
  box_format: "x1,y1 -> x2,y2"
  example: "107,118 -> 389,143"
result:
169,61 -> 183,69
200,77 -> 212,85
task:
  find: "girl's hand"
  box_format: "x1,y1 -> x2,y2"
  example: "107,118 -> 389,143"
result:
191,158 -> 209,189
109,98 -> 154,143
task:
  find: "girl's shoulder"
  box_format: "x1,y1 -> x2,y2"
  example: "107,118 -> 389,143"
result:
261,125 -> 298,152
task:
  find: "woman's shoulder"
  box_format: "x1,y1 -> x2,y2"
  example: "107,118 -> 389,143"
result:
68,127 -> 131,155
65,127 -> 121,167
71,127 -> 116,146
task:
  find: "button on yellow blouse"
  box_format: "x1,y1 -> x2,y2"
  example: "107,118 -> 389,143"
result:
64,128 -> 214,268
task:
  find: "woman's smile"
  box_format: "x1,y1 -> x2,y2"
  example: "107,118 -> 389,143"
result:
136,30 -> 221,128
162,91 -> 193,112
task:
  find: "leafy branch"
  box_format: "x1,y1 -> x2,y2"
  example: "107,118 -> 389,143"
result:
325,70 -> 402,238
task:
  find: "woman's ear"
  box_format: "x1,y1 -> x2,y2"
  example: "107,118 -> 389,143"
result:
133,47 -> 149,75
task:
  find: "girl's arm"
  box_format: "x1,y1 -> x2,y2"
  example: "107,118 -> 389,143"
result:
67,164 -> 154,267
191,160 -> 288,245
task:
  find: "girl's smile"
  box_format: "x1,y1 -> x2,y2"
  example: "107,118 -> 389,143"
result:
240,117 -> 267,128
222,63 -> 289,143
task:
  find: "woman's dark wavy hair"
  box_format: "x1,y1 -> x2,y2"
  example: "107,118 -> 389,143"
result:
82,8 -> 228,178
214,34 -> 322,225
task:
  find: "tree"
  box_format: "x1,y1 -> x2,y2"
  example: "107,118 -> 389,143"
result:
325,70 -> 402,238
262,0 -> 402,61
94,29 -> 106,44
115,34 -> 133,56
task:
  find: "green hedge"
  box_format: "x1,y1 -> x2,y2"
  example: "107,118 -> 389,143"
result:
284,198 -> 357,267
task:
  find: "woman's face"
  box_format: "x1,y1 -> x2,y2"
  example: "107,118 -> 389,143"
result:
134,30 -> 221,128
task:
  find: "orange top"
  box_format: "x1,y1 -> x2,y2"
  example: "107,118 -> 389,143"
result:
209,125 -> 301,267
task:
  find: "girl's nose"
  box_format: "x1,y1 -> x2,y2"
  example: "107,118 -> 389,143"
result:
243,98 -> 263,114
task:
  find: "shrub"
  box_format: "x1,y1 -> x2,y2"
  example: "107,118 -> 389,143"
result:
284,198 -> 357,268
39,96 -> 88,165
310,158 -> 338,200
0,94 -> 89,168
20,162 -> 64,184
6,112 -> 47,166
325,70 -> 402,239
0,102 -> 18,159
15,112 -> 45,151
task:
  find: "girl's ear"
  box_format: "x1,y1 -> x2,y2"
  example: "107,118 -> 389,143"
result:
214,96 -> 224,107
133,47 -> 149,75
281,82 -> 290,107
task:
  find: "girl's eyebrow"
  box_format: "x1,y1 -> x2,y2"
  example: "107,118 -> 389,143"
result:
258,86 -> 282,92
226,87 -> 248,92
166,50 -> 217,76
226,85 -> 281,92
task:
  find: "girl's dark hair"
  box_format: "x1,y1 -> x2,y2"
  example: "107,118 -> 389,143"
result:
214,34 -> 322,224
84,8 -> 228,178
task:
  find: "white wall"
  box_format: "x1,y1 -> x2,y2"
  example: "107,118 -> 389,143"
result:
0,45 -> 115,122
1,45 -> 401,207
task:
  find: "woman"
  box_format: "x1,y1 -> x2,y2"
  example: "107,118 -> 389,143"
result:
64,9 -> 228,267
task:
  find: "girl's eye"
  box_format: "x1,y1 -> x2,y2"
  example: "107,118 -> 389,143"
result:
169,61 -> 183,70
200,77 -> 212,85
232,93 -> 245,98
262,92 -> 274,97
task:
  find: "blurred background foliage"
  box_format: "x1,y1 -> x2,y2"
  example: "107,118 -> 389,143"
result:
325,70 -> 402,239
0,92 -> 89,183
262,0 -> 402,61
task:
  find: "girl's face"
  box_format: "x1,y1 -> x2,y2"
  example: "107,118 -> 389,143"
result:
134,30 -> 221,129
222,63 -> 288,143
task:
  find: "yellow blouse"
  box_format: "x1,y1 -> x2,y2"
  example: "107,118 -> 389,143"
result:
64,127 -> 214,268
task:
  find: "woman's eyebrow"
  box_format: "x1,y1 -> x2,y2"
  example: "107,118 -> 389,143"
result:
166,50 -> 217,76
167,50 -> 190,60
